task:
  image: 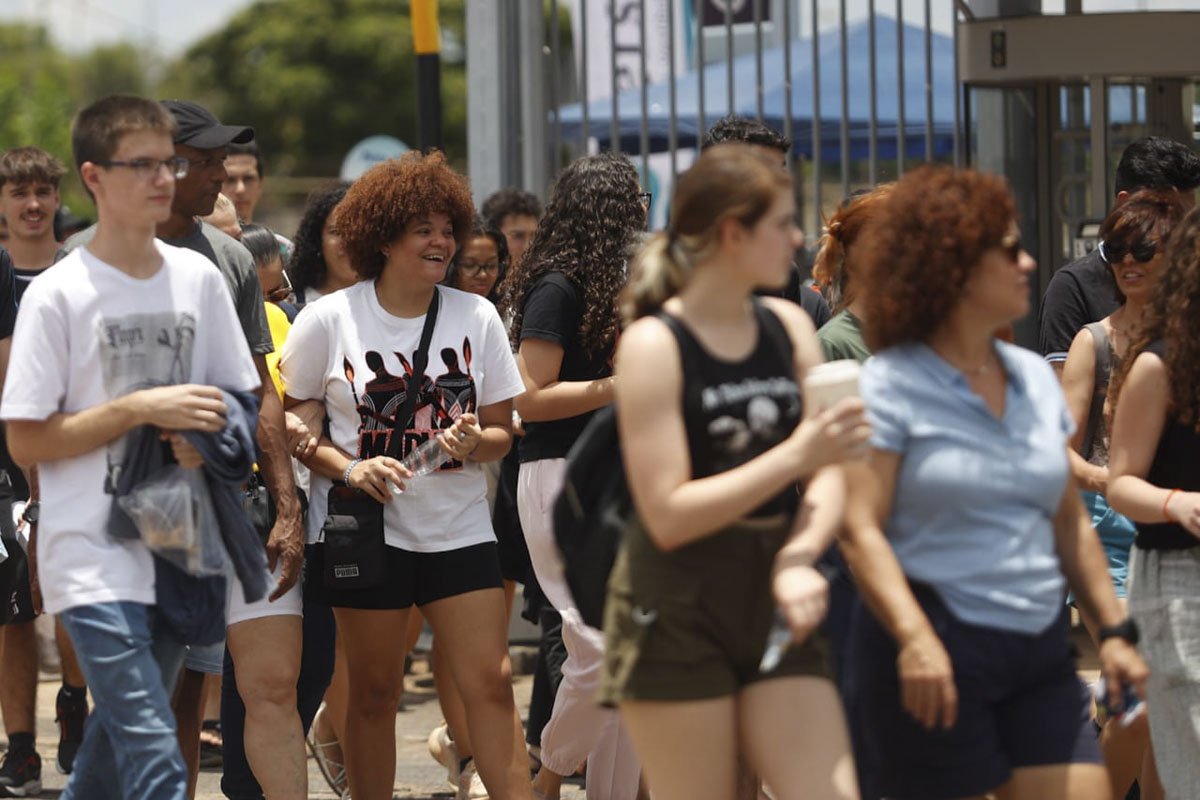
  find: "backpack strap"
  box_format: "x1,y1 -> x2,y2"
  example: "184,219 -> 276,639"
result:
1080,321 -> 1111,460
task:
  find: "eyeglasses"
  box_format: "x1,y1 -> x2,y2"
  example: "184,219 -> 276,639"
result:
1102,239 -> 1159,264
638,191 -> 652,210
95,157 -> 190,180
457,260 -> 500,277
999,233 -> 1023,262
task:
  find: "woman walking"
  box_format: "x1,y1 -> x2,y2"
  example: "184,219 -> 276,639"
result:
841,165 -> 1147,800
602,143 -> 867,800
280,151 -> 532,800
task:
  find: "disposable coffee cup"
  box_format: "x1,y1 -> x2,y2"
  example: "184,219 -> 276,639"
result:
803,359 -> 862,413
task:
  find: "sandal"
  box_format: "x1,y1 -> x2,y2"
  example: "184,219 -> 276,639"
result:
306,702 -> 348,796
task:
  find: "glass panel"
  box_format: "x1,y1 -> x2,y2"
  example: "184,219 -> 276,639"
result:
1051,83 -> 1092,266
1108,80 -> 1152,199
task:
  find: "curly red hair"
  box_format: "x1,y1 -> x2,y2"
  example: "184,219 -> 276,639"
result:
856,165 -> 1015,350
331,150 -> 476,280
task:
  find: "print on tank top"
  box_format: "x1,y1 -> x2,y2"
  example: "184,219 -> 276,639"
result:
702,376 -> 801,474
344,336 -> 477,471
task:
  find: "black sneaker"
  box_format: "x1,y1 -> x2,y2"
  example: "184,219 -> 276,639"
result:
0,749 -> 42,797
55,687 -> 88,775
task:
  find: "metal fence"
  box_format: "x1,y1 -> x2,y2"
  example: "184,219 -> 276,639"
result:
469,1 -> 963,236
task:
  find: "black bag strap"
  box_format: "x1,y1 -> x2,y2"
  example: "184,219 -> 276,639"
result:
384,289 -> 441,460
1080,321 -> 1111,460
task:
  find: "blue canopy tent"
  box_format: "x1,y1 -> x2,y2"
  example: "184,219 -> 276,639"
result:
557,15 -> 958,161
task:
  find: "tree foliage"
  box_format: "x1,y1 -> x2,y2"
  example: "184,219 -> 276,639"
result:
161,0 -> 468,177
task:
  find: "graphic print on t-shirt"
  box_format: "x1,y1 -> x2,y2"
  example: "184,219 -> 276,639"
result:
703,376 -> 800,474
96,311 -> 196,491
348,336 -> 476,468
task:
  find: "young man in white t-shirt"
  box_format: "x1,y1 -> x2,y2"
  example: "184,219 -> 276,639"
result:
0,95 -> 259,800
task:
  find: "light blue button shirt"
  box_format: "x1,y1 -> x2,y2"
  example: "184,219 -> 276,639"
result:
861,341 -> 1074,635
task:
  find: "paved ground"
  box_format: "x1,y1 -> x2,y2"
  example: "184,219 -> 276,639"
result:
15,617 -> 1103,799
21,647 -> 585,799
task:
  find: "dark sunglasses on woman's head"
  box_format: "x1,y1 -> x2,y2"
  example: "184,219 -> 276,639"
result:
1102,239 -> 1159,264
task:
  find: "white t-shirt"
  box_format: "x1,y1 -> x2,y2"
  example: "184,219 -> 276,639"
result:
0,242 -> 260,615
281,282 -> 524,552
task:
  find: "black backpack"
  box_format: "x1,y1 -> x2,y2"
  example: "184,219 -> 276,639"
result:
552,404 -> 629,629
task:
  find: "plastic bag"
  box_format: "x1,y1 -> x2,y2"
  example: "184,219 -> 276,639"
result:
117,465 -> 227,576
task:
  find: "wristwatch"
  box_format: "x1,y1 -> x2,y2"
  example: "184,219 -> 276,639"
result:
1098,618 -> 1140,647
21,501 -> 39,525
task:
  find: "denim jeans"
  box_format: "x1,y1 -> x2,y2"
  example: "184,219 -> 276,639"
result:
220,546 -> 336,800
59,601 -> 188,800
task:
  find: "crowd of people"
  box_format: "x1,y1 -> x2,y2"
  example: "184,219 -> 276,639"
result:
0,91 -> 1197,800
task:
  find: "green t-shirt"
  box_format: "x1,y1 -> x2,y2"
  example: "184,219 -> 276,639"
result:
817,309 -> 871,363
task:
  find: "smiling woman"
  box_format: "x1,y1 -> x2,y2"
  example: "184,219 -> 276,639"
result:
279,151 -> 534,799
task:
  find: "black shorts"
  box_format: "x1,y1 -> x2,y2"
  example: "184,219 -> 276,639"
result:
305,541 -> 504,610
847,584 -> 1099,799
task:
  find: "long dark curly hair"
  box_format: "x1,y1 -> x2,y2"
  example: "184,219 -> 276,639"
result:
503,151 -> 643,354
856,165 -> 1014,350
288,182 -> 349,298
1109,204 -> 1200,431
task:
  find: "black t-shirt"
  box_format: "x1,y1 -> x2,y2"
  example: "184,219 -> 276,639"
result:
1134,340 -> 1200,551
755,262 -> 831,329
1038,249 -> 1120,364
517,272 -> 614,462
0,248 -> 26,498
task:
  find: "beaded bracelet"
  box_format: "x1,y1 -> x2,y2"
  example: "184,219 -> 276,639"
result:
1163,488 -> 1181,523
343,458 -> 362,486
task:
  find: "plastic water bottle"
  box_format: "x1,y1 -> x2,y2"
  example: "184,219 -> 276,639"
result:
401,436 -> 452,478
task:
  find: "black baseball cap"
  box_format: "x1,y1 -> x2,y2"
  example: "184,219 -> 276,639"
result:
160,100 -> 254,149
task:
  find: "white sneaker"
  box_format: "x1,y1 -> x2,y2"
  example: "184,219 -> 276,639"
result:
427,722 -> 461,789
456,759 -> 489,800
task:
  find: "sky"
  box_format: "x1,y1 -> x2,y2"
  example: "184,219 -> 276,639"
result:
0,0 -> 1189,56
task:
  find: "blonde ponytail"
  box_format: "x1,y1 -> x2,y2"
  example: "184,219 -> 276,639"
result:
621,232 -> 692,323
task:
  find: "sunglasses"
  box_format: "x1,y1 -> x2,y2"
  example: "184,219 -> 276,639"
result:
1102,239 -> 1159,264
999,234 -> 1023,262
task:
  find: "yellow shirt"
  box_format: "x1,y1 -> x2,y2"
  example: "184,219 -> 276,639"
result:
264,302 -> 291,400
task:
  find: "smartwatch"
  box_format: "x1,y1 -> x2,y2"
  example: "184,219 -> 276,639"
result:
1098,618 -> 1140,647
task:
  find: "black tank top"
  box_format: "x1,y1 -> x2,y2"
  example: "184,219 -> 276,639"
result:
1136,340 -> 1200,551
659,301 -> 803,518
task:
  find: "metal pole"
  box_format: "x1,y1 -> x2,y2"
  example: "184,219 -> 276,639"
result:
412,0 -> 443,151
952,0 -> 962,167
783,0 -> 794,173
924,0 -> 933,161
581,0 -> 590,146
550,0 -> 562,171
518,2 -> 548,192
754,0 -> 764,121
697,2 -> 706,138
610,2 -> 620,152
668,0 -> 678,181
868,0 -> 878,183
839,0 -> 849,199
465,0 -> 505,205
725,0 -> 734,115
812,0 -> 822,235
639,0 -> 650,181
897,0 -> 905,176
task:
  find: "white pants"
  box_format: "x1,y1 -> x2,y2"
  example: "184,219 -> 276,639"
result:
518,459 -> 641,800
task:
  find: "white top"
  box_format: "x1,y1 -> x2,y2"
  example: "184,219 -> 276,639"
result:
0,242 -> 260,615
281,282 -> 524,552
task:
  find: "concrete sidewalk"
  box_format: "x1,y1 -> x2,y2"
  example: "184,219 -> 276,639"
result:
20,650 -> 585,799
